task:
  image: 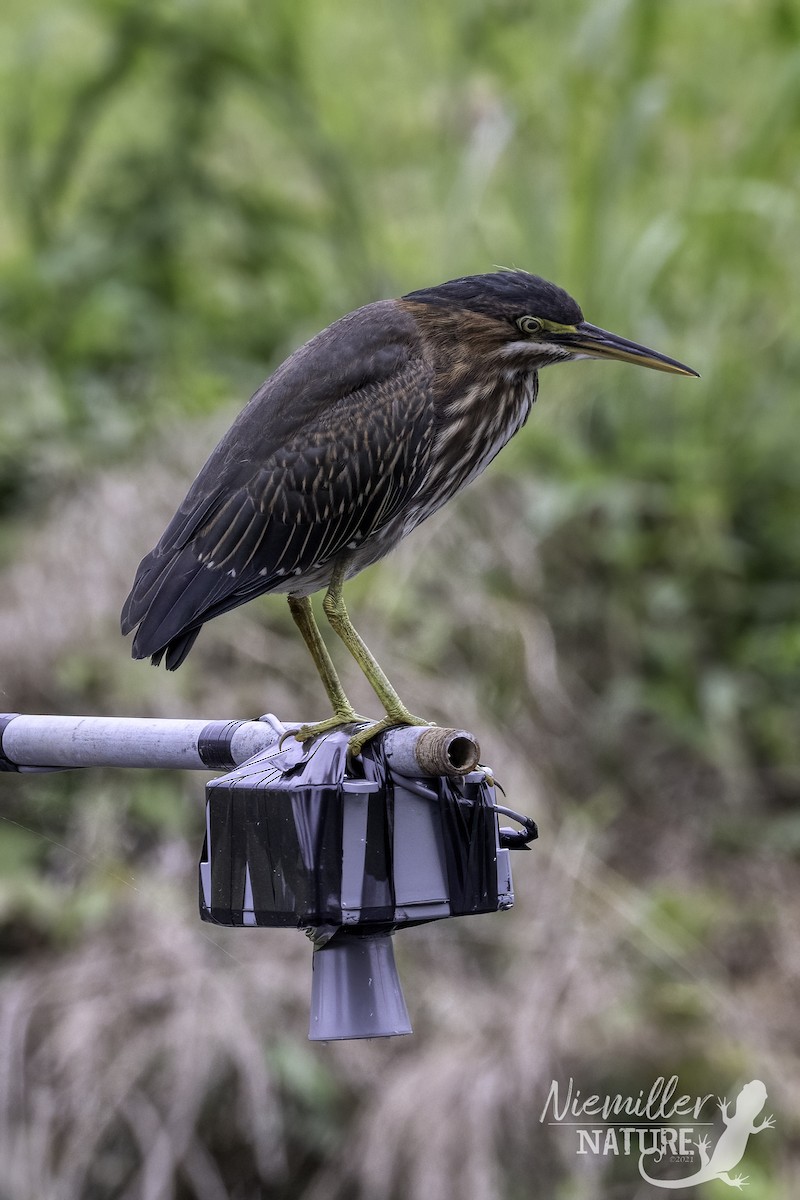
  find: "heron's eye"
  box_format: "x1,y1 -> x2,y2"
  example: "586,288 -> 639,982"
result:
516,316 -> 544,335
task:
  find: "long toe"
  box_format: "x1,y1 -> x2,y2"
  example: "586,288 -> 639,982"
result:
293,713 -> 371,745
347,711 -> 432,760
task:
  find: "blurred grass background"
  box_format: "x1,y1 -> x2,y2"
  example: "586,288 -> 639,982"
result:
0,0 -> 799,1196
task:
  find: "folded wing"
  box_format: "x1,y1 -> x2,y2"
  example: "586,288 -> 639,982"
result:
121,302 -> 434,668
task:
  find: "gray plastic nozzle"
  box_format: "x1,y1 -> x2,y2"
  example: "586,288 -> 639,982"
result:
309,932 -> 412,1041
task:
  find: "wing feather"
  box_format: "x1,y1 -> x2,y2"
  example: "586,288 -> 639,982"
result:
122,300 -> 434,666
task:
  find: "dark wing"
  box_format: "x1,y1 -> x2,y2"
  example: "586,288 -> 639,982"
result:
121,300 -> 434,668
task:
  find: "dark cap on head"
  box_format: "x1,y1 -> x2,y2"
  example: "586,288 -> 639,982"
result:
403,269 -> 584,326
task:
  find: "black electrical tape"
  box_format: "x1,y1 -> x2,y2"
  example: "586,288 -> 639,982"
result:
0,714 -> 20,772
494,804 -> 539,849
197,720 -> 247,771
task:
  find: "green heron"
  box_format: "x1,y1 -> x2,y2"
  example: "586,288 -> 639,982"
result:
122,270 -> 697,755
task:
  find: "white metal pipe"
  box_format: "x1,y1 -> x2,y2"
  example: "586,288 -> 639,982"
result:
0,714 -> 281,772
0,713 -> 480,776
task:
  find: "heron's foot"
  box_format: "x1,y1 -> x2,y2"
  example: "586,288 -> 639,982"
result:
290,709 -> 370,747
347,708 -> 432,761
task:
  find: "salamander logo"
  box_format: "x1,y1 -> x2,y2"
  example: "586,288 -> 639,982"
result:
540,1075 -> 775,1190
639,1081 -> 774,1190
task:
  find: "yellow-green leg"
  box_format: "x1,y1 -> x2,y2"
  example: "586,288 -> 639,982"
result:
286,595 -> 368,742
321,561 -> 430,757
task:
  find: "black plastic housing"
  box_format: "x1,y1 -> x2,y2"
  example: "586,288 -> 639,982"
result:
199,731 -> 527,931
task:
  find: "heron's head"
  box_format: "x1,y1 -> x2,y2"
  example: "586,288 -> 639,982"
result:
403,269 -> 698,378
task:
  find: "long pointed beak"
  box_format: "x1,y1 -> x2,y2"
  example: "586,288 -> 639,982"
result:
568,321 -> 699,377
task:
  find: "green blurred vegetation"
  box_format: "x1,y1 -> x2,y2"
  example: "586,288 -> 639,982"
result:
0,0 -> 798,1197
